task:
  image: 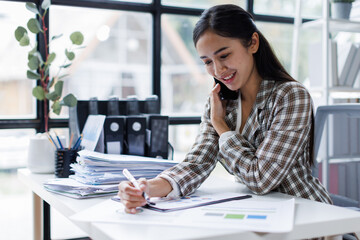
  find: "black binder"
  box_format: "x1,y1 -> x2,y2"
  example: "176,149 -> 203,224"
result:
125,116 -> 146,156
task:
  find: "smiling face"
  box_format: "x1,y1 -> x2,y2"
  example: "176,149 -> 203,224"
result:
196,30 -> 260,91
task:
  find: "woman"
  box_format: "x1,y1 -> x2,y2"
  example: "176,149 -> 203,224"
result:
118,4 -> 332,214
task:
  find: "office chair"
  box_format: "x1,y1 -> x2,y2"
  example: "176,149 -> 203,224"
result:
313,104 -> 360,208
313,104 -> 360,240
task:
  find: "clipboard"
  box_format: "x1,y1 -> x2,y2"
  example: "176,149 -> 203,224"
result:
112,192 -> 252,213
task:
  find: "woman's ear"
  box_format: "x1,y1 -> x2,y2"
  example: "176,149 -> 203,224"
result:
249,32 -> 259,54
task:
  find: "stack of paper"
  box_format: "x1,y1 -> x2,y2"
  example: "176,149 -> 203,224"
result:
69,150 -> 177,185
43,150 -> 177,198
43,178 -> 119,199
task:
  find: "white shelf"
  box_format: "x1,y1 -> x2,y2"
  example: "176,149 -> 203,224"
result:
329,87 -> 360,92
303,18 -> 360,33
308,87 -> 360,98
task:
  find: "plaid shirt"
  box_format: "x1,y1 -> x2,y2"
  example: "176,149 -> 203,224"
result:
161,80 -> 332,204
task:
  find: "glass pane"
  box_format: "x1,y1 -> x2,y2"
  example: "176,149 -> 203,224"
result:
169,124 -> 199,161
161,14 -> 213,116
50,6 -> 152,117
256,22 -> 294,81
0,129 -> 35,169
254,0 -> 295,17
297,28 -> 322,87
254,0 -> 322,19
162,0 -> 245,9
0,2 -> 36,118
302,0 -> 322,19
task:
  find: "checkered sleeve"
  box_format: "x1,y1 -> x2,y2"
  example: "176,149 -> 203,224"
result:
159,98 -> 219,196
219,83 -> 312,195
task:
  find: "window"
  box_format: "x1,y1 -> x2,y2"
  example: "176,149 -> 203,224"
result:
169,124 -> 198,161
50,6 -> 152,119
254,0 -> 321,19
0,1 -> 36,118
256,22 -> 294,77
161,14 -> 212,116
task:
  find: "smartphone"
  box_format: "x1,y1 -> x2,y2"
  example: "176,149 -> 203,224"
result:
214,78 -> 238,100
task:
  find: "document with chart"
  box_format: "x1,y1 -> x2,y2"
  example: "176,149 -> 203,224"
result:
176,198 -> 295,232
70,192 -> 295,233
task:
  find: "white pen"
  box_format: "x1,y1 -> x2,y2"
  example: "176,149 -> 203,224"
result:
122,168 -> 155,205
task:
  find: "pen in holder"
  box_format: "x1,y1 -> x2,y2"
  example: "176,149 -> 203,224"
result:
55,148 -> 78,178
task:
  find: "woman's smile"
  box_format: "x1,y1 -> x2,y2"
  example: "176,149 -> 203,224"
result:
221,72 -> 236,85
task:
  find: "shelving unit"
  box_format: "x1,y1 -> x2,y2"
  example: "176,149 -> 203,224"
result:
292,0 -> 360,196
292,0 -> 360,106
302,18 -> 360,33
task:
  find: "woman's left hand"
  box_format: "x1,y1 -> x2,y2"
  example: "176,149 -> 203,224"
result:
210,83 -> 230,135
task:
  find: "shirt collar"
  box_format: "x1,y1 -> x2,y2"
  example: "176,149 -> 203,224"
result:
254,79 -> 276,110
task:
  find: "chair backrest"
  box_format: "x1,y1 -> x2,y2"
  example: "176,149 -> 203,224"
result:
313,104 -> 360,208
314,104 -> 360,159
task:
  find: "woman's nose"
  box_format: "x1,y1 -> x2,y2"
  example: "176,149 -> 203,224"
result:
213,61 -> 226,78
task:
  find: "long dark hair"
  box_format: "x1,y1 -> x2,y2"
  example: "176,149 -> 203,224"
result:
193,4 -> 295,83
193,4 -> 315,166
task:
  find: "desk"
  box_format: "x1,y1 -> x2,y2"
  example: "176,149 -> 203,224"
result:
18,168 -> 360,240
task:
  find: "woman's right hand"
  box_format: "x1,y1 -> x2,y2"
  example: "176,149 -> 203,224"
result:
117,178 -> 148,214
210,83 -> 230,135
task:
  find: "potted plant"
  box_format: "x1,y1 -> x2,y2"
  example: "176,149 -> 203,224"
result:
14,0 -> 84,132
331,0 -> 355,19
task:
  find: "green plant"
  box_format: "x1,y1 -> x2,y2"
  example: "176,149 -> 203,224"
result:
14,0 -> 84,131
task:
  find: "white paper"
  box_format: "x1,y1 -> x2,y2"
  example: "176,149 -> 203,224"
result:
176,198 -> 295,232
70,150 -> 177,185
43,178 -> 119,198
70,193 -> 295,233
81,115 -> 106,151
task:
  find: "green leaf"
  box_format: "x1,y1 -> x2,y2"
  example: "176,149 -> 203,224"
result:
25,3 -> 39,15
65,49 -> 75,61
62,94 -> 77,107
19,33 -> 30,46
51,34 -> 63,41
44,66 -> 50,80
60,63 -> 72,69
27,46 -> 37,60
27,70 -> 40,80
45,91 -> 59,101
32,86 -> 45,100
27,18 -> 42,34
41,0 -> 51,10
28,56 -> 39,70
54,80 -> 63,97
34,51 -> 44,64
52,101 -> 62,115
47,77 -> 55,89
70,32 -> 84,45
47,52 -> 56,64
15,26 -> 28,42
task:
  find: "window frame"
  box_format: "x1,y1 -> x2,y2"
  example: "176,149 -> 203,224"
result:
0,0 -> 314,131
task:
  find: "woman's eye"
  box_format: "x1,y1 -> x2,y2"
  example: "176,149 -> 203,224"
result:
204,60 -> 212,65
220,53 -> 230,59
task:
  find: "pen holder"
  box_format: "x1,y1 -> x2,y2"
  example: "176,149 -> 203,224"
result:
55,148 -> 78,178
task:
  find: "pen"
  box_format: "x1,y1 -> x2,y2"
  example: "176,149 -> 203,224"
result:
68,133 -> 74,149
46,133 -> 58,149
53,131 -> 64,149
72,134 -> 83,150
47,132 -> 59,149
122,169 -> 155,205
